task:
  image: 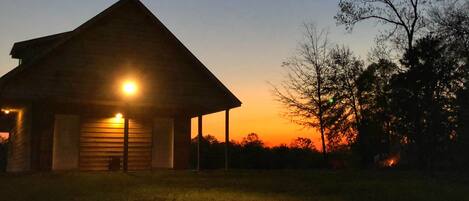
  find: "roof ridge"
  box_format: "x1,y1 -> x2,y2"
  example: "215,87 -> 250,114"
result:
0,0 -> 242,108
129,0 -> 242,107
10,31 -> 72,57
12,31 -> 72,46
0,0 -> 129,91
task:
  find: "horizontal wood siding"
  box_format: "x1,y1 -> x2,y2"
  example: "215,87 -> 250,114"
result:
79,117 -> 152,171
0,0 -> 240,115
7,107 -> 31,172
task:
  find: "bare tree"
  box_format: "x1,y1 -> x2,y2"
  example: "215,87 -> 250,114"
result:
290,137 -> 316,150
335,0 -> 430,51
328,46 -> 365,145
429,0 -> 469,57
272,24 -> 335,161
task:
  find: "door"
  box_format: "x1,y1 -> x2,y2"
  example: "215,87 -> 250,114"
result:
79,117 -> 152,171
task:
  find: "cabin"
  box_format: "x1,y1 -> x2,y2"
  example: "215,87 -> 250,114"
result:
0,0 -> 241,172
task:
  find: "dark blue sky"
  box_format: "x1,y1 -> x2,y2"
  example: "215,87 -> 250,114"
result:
0,0 -> 380,145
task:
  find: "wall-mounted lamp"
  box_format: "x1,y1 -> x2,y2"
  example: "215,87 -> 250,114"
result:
115,113 -> 123,119
1,109 -> 13,114
122,81 -> 138,97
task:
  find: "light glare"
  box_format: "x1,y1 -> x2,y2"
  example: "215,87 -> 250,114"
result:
123,81 -> 137,96
115,113 -> 123,119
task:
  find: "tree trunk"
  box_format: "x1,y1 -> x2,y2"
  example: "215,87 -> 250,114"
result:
319,122 -> 328,162
317,70 -> 328,163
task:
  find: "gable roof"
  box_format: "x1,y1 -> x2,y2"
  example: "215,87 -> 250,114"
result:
10,31 -> 71,59
0,0 -> 241,115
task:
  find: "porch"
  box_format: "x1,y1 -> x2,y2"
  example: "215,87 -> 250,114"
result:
2,103 -> 232,172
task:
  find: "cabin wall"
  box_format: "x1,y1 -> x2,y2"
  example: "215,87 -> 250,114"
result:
79,117 -> 153,171
30,105 -> 55,171
152,118 -> 174,169
5,104 -> 193,172
0,0 -> 239,112
52,115 -> 80,170
173,117 -> 191,169
6,106 -> 32,172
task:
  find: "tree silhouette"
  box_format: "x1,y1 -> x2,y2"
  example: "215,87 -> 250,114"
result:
272,23 -> 336,161
389,36 -> 463,169
356,59 -> 398,166
335,0 -> 429,51
290,137 -> 316,150
190,134 -> 324,169
327,46 -> 365,147
429,0 -> 469,58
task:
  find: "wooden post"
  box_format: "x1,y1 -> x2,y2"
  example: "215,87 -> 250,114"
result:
123,104 -> 129,172
197,115 -> 203,171
225,109 -> 230,170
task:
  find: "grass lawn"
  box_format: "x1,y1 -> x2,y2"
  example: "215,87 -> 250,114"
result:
0,170 -> 468,201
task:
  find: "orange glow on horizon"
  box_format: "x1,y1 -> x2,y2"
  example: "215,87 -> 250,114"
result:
190,87 -> 324,148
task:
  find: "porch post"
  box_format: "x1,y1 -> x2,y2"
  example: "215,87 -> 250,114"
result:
197,115 -> 203,171
225,109 -> 230,170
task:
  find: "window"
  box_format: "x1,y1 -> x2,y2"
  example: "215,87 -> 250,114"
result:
0,132 -> 9,143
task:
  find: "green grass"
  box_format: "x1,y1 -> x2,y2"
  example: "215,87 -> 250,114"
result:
0,170 -> 468,201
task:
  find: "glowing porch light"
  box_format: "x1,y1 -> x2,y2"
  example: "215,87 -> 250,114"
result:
122,81 -> 138,96
2,109 -> 11,114
115,113 -> 123,119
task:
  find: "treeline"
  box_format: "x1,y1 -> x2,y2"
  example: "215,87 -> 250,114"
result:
190,133 -> 351,169
274,0 -> 469,170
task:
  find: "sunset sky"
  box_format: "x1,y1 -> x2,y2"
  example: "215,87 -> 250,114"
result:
0,0 -> 380,148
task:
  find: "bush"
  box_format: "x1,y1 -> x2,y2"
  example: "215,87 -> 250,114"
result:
190,134 -> 326,169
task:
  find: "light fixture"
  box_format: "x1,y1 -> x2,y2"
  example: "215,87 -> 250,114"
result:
115,113 -> 123,119
120,80 -> 138,173
2,109 -> 11,114
122,81 -> 137,96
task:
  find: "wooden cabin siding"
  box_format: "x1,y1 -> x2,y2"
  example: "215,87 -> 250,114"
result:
6,107 -> 32,172
152,118 -> 174,169
79,117 -> 152,171
0,0 -> 239,114
173,117 -> 191,169
10,32 -> 71,64
1,0 -> 241,172
52,115 -> 80,170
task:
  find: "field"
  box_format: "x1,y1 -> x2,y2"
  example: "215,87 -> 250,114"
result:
0,170 -> 468,201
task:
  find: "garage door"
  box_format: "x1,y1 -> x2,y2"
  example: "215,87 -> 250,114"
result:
79,117 -> 152,171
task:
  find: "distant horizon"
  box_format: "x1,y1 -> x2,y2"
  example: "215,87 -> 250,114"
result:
0,0 -> 380,148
